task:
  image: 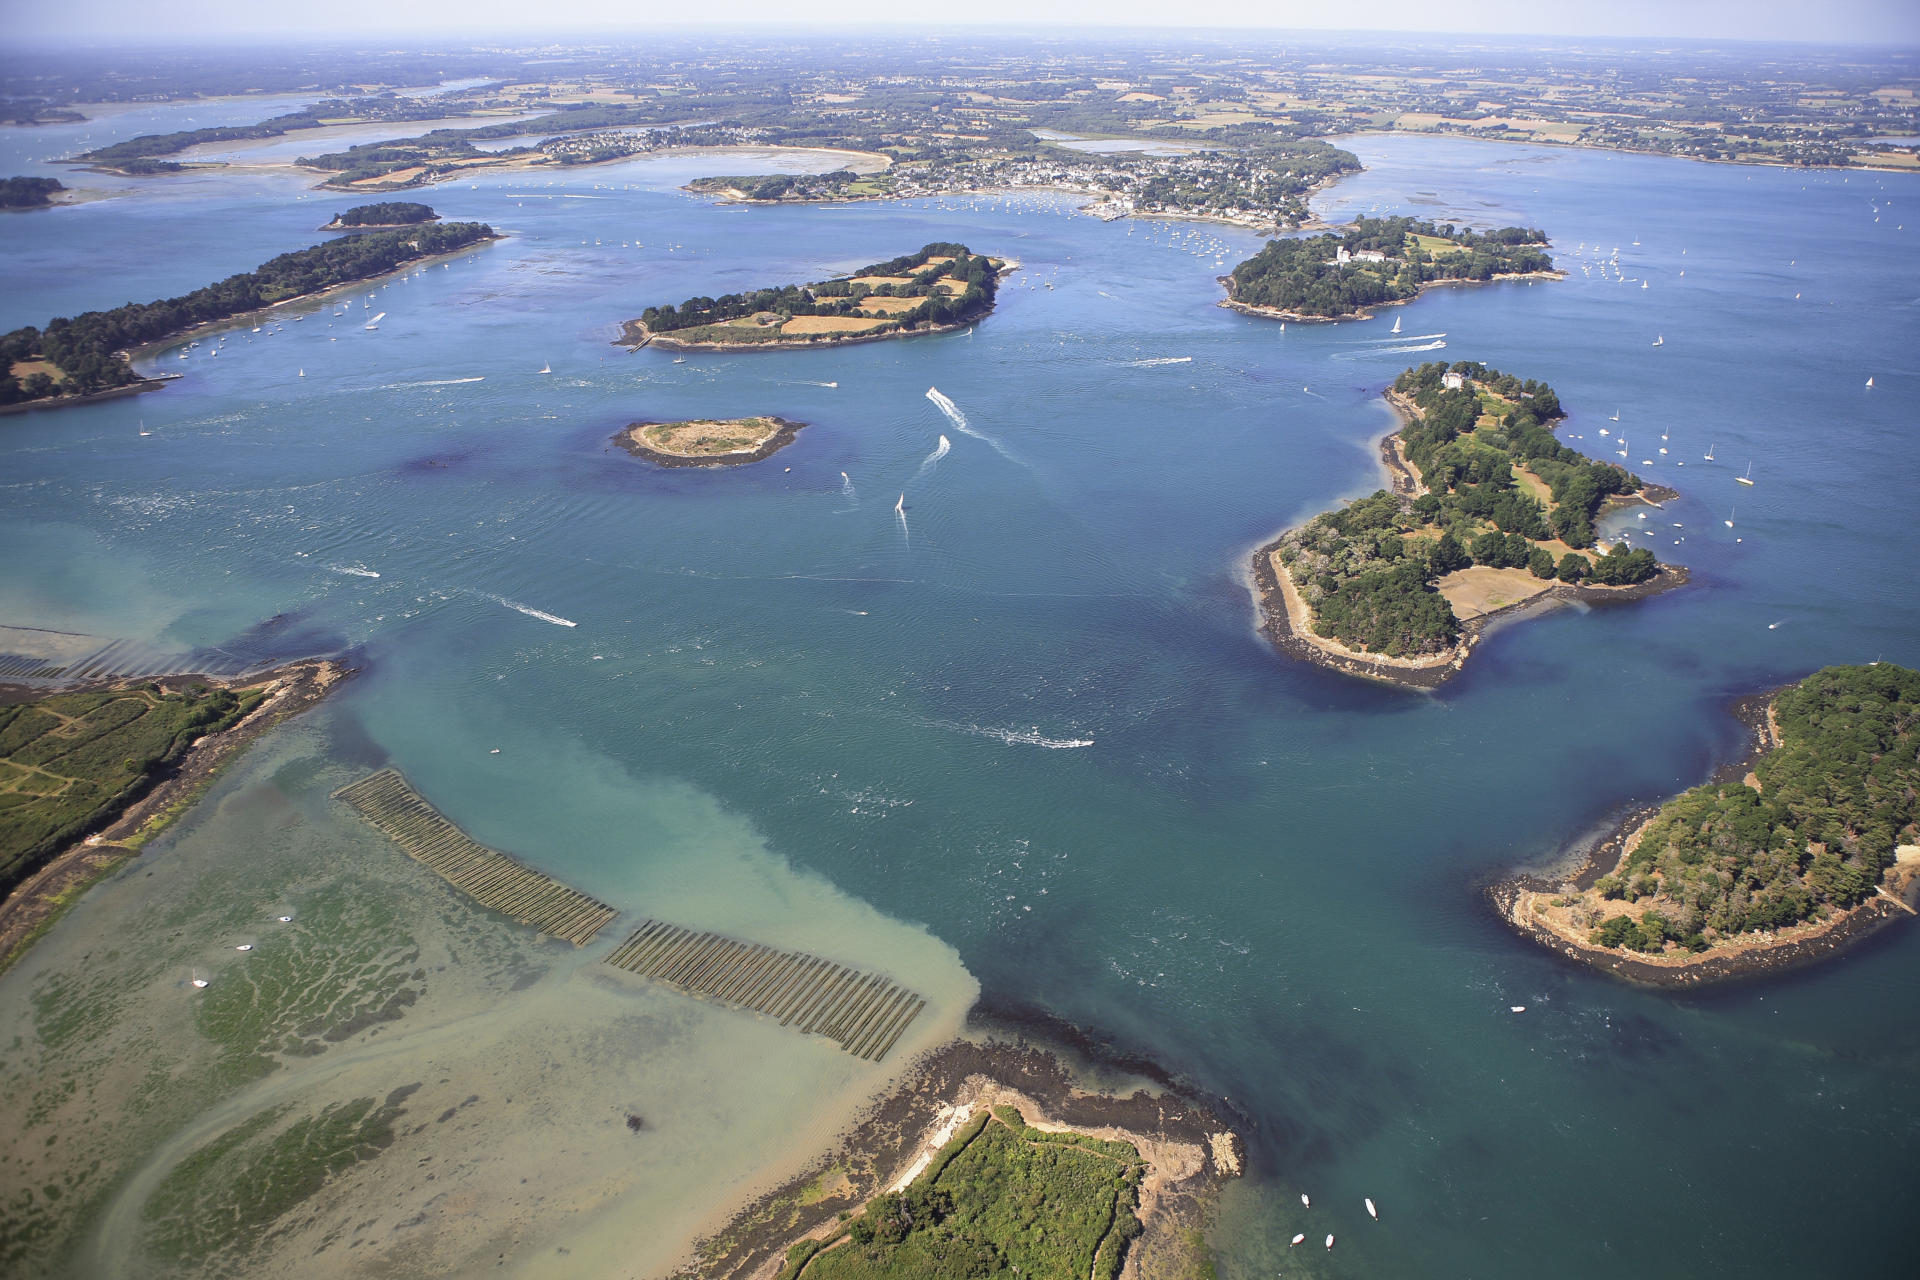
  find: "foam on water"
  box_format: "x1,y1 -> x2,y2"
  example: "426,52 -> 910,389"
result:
476,592 -> 578,627
925,386 -> 1024,468
914,434 -> 952,480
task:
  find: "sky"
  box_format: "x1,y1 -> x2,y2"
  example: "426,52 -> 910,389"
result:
10,1 -> 1920,46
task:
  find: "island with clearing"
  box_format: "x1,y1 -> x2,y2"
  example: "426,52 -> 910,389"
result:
1225,216 -> 1560,321
614,416 -> 806,467
1252,360 -> 1683,688
620,243 -> 1008,350
1500,663 -> 1920,985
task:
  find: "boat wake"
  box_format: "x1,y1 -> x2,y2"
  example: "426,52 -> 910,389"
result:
926,387 -> 1023,467
1334,339 -> 1448,361
915,434 -> 952,480
1349,332 -> 1446,345
385,376 -> 486,389
478,592 -> 577,627
327,564 -> 381,579
1127,356 -> 1193,367
928,719 -> 1093,749
840,471 -> 857,503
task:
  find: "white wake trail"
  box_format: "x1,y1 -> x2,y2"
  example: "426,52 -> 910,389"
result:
928,719 -> 1093,749
327,564 -> 381,579
915,434 -> 952,480
926,387 -> 1023,467
1127,356 -> 1192,367
478,592 -> 577,627
841,471 -> 857,502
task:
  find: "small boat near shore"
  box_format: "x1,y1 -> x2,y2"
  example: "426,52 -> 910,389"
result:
364,311 -> 386,330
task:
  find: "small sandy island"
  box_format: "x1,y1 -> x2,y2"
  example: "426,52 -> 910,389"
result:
614,417 -> 805,468
685,1027 -> 1241,1280
1495,668 -> 1920,987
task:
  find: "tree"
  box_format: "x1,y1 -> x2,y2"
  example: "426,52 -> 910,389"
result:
1528,546 -> 1556,579
1430,531 -> 1470,575
1557,552 -> 1587,582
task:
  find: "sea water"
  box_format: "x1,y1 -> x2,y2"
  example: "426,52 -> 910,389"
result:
0,117 -> 1917,1278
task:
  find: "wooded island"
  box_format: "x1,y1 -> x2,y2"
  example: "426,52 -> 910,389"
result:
1504,663 -> 1920,983
0,220 -> 496,408
1254,361 -> 1678,686
1225,216 -> 1559,320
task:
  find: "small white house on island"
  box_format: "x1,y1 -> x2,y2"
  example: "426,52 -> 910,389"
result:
1442,371 -> 1467,390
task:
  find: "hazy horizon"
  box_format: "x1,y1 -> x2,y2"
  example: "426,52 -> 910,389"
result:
9,3 -> 1920,48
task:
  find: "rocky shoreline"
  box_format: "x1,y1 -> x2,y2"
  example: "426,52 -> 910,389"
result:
680,1006 -> 1243,1280
1492,686 -> 1919,988
612,417 -> 807,468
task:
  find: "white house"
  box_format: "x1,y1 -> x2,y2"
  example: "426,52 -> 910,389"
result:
1442,371 -> 1467,390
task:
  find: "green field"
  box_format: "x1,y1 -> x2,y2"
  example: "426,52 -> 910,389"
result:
0,682 -> 265,895
784,1105 -> 1144,1280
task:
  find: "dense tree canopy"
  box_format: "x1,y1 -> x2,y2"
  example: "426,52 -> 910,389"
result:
1229,216 -> 1553,318
1587,663 -> 1920,952
0,221 -> 494,405
0,176 -> 64,209
330,201 -> 436,226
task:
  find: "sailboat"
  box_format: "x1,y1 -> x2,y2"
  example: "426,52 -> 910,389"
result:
1391,315 -> 1402,334
1705,443 -> 1716,461
298,368 -> 305,377
364,312 -> 386,330
1866,377 -> 1874,388
1652,335 -> 1665,346
894,493 -> 905,514
539,362 -> 551,374
1726,508 -> 1736,529
1736,463 -> 1755,486
1610,410 -> 1620,422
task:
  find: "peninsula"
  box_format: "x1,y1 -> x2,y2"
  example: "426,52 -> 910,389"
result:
0,220 -> 496,410
691,1035 -> 1241,1280
0,658 -> 350,974
1224,216 -> 1560,321
1500,663 -> 1920,986
621,244 -> 1008,350
614,416 -> 805,467
1252,361 -> 1683,688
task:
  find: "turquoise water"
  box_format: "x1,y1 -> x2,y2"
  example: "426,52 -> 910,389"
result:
3,118 -> 1919,1278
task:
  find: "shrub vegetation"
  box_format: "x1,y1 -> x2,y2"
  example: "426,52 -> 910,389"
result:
1584,664 -> 1920,953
